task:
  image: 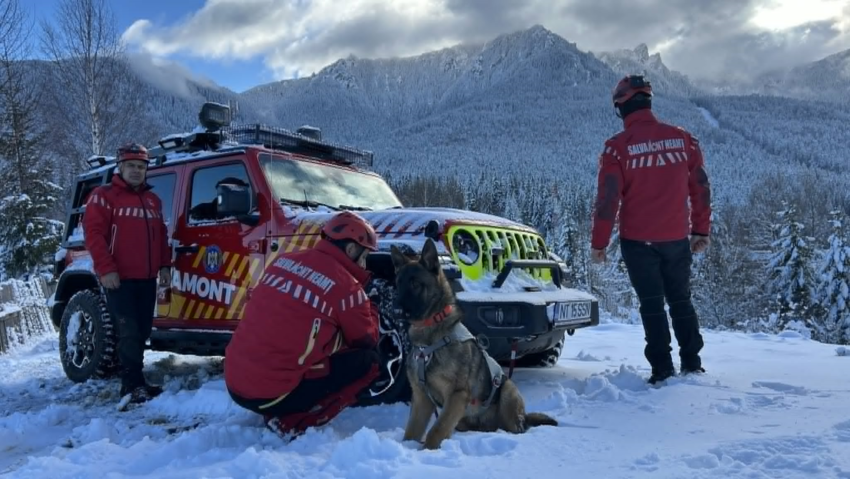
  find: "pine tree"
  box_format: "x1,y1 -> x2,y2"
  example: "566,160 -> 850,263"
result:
554,213 -> 586,288
0,0 -> 65,279
765,201 -> 817,332
0,165 -> 64,278
462,176 -> 479,212
815,210 -> 850,344
503,193 -> 522,223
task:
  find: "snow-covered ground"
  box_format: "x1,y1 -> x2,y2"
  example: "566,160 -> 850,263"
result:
1,321 -> 849,479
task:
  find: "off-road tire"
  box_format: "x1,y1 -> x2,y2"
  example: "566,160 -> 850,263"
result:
354,278 -> 412,407
515,336 -> 565,368
58,289 -> 120,383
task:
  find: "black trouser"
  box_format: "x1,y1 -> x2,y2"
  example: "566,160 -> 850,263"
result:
104,278 -> 157,390
619,238 -> 704,373
229,348 -> 379,418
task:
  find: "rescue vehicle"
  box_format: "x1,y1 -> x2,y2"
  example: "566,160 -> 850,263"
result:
49,102 -> 600,405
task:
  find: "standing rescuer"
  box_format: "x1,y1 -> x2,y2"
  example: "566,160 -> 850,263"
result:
83,142 -> 172,403
224,211 -> 383,440
589,74 -> 712,384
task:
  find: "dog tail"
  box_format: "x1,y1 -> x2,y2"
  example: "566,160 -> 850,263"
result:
525,412 -> 558,428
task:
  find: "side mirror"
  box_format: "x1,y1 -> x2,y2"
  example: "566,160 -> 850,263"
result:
216,183 -> 251,217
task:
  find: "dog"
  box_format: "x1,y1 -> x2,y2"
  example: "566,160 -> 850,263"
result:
390,238 -> 558,450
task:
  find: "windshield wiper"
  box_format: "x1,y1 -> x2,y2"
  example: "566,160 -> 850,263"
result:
281,198 -> 374,212
280,198 -> 340,211
339,204 -> 372,211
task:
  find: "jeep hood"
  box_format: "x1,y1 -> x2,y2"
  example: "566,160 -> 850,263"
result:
279,205 -> 537,235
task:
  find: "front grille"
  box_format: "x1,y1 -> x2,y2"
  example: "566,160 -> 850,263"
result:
467,228 -> 550,278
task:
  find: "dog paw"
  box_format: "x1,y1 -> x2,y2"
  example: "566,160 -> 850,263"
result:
423,439 -> 443,450
423,432 -> 445,450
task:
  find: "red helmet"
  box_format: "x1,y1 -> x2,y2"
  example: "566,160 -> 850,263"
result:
612,74 -> 652,106
321,211 -> 378,251
116,142 -> 148,163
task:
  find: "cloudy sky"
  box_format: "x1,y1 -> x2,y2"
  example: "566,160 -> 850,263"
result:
45,0 -> 850,92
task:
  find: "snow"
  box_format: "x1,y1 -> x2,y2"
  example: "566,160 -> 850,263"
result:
67,225 -> 84,242
1,303 -> 21,316
160,146 -> 244,166
2,319 -> 849,478
64,255 -> 94,274
456,268 -> 595,304
697,107 -> 720,128
63,312 -> 81,357
285,206 -> 536,235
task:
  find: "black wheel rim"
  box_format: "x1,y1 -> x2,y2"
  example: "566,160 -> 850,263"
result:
64,311 -> 97,369
366,278 -> 408,398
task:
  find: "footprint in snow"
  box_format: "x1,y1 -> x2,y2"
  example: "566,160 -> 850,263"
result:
751,381 -> 808,396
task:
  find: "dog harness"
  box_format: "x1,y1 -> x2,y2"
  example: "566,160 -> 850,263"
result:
411,320 -> 506,416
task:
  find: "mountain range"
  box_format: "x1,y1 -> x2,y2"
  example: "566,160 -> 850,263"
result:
19,25 -> 850,230
119,25 -> 847,200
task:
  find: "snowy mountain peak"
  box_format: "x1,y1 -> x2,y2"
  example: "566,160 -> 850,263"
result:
633,43 -> 650,62
594,43 -> 697,98
596,43 -> 671,75
749,47 -> 850,103
482,24 -> 580,57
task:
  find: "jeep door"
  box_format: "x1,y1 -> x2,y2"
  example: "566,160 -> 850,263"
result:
165,155 -> 268,329
144,166 -> 182,320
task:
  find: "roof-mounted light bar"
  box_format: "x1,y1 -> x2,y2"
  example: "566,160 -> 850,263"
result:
223,124 -> 374,168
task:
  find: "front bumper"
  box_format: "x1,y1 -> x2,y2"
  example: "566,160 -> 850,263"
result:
449,259 -> 600,341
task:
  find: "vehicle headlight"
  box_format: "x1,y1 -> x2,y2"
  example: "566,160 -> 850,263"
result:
452,229 -> 480,265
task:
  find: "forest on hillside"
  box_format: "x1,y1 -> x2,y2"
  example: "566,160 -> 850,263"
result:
0,0 -> 847,345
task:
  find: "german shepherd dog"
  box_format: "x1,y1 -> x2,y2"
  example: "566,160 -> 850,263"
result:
390,238 -> 558,450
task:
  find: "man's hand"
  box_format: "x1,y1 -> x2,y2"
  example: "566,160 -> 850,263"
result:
159,267 -> 172,287
590,248 -> 607,264
100,272 -> 120,289
690,235 -> 710,254
367,286 -> 381,306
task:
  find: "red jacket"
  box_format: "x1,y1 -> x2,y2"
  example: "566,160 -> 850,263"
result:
591,109 -> 712,249
224,240 -> 380,400
83,175 -> 171,280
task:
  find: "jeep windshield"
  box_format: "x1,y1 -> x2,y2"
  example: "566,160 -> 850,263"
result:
259,153 -> 403,211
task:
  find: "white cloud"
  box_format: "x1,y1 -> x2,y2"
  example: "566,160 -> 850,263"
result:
124,50 -> 220,98
120,0 -> 850,82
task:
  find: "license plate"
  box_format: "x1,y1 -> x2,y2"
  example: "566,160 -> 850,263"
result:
551,301 -> 591,326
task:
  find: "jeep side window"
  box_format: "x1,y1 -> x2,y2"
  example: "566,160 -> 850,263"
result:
187,162 -> 253,223
146,173 -> 177,227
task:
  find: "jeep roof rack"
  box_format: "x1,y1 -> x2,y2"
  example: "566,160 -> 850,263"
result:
143,102 -> 373,169
82,102 -> 375,172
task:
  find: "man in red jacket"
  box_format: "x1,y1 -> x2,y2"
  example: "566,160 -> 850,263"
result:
225,210 -> 382,439
590,74 -> 712,384
83,142 -> 172,402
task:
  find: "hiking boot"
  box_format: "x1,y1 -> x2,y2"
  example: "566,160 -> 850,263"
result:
647,368 -> 675,385
143,382 -> 164,398
680,366 -> 705,376
120,385 -> 153,404
263,416 -> 304,443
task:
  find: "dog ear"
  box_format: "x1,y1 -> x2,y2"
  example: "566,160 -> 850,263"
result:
419,238 -> 440,275
390,245 -> 408,271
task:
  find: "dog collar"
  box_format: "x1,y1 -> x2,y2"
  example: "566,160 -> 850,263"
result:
415,304 -> 454,328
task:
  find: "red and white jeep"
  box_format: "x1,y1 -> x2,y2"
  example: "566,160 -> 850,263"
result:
49,102 -> 599,405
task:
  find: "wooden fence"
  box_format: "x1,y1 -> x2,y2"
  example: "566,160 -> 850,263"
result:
0,276 -> 57,355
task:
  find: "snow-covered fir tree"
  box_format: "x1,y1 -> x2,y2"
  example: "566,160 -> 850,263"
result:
765,201 -> 817,332
0,165 -> 65,279
502,193 -> 522,223
814,210 -> 850,344
0,0 -> 65,280
553,213 -> 587,288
